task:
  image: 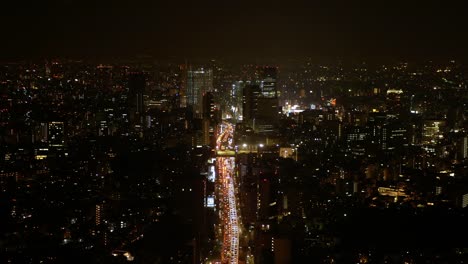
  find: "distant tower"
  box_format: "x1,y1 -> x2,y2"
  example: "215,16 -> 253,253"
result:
45,60 -> 51,77
202,92 -> 217,147
202,92 -> 215,121
178,63 -> 188,108
128,72 -> 146,124
48,122 -> 64,147
186,67 -> 213,116
256,96 -> 279,133
261,66 -> 278,98
459,136 -> 468,160
257,67 -> 280,132
232,81 -> 247,121
242,66 -> 280,133
34,122 -> 48,143
242,84 -> 261,129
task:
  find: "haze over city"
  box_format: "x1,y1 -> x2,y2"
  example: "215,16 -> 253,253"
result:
1,0 -> 468,62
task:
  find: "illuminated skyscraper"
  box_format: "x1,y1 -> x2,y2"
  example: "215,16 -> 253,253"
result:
48,122 -> 64,147
178,63 -> 188,108
258,67 -> 280,132
422,120 -> 446,145
202,92 -> 215,121
186,68 -> 213,115
260,66 -> 278,98
241,67 -> 280,133
202,92 -> 216,147
231,81 -> 244,120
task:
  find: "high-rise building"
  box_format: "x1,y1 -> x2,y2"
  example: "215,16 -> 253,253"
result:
257,67 -> 280,133
387,124 -> 408,151
202,92 -> 217,147
178,63 -> 188,108
128,72 -> 146,124
48,122 -> 64,147
459,136 -> 468,160
33,122 -> 48,143
422,120 -> 446,145
256,97 -> 279,133
243,77 -> 279,133
462,193 -> 468,208
202,92 -> 215,121
95,203 -> 103,226
231,81 -> 247,121
187,68 -> 213,115
261,67 -> 278,98
243,84 -> 261,129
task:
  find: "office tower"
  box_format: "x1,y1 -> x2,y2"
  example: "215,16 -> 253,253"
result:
202,92 -> 216,147
95,203 -> 103,226
95,201 -> 108,246
243,80 -> 279,133
44,60 -> 51,77
242,84 -> 261,129
459,136 -> 468,159
178,63 -> 188,108
231,81 -> 246,121
48,122 -> 64,147
202,92 -> 215,121
362,114 -> 409,156
128,72 -> 146,124
386,88 -> 403,110
256,97 -> 279,133
422,120 -> 446,145
254,67 -> 280,133
463,193 -> 468,208
386,123 -> 408,151
261,66 -> 278,98
186,67 -> 213,116
258,175 -> 272,221
33,122 -> 48,143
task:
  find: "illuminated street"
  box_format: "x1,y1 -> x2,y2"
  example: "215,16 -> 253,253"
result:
216,122 -> 240,264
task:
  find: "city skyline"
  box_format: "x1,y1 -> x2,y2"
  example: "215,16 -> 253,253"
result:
2,1 -> 468,263
1,56 -> 468,263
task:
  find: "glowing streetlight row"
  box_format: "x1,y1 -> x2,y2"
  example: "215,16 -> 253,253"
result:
216,122 -> 239,264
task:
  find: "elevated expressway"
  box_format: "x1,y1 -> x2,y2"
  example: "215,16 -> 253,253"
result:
216,122 -> 240,264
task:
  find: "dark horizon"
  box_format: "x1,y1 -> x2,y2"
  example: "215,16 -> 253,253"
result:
1,0 -> 467,63
0,55 -> 466,69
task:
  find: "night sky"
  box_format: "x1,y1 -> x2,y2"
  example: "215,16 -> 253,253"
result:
1,0 -> 467,62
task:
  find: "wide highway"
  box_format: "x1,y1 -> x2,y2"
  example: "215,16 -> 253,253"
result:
216,122 -> 239,264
